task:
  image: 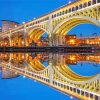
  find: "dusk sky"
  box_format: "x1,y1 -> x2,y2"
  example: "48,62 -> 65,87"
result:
0,0 -> 100,100
0,0 -> 75,24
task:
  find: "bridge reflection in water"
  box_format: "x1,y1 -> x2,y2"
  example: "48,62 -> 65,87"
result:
0,52 -> 100,100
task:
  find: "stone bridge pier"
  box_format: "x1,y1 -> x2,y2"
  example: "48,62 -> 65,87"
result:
49,34 -> 66,46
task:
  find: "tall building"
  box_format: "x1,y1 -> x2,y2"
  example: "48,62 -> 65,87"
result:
2,20 -> 19,32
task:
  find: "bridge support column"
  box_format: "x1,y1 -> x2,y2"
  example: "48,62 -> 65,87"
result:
48,15 -> 53,46
59,35 -> 66,46
8,30 -> 12,46
8,36 -> 11,46
54,34 -> 59,46
50,34 -> 66,46
48,61 -> 54,84
23,25 -> 27,46
48,53 -> 54,84
49,35 -> 52,46
52,34 -> 55,46
49,34 -> 54,46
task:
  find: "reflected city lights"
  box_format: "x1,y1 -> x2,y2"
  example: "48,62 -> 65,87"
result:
0,0 -> 100,99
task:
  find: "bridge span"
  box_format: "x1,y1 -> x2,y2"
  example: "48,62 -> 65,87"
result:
0,0 -> 100,100
0,0 -> 100,47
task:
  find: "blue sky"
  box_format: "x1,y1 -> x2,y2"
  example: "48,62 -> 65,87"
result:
0,0 -> 75,24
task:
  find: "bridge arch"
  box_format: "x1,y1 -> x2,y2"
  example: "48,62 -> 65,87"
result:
26,53 -> 50,78
27,26 -> 49,46
53,16 -> 100,35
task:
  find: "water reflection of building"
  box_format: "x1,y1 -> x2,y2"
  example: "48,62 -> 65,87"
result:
0,53 -> 9,61
0,52 -> 100,100
2,68 -> 19,79
65,54 -> 100,64
0,53 -> 24,79
0,52 -> 100,73
65,54 -> 77,65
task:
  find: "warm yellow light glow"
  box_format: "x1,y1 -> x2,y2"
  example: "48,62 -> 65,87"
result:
70,55 -> 76,61
22,41 -> 24,45
70,39 -> 75,44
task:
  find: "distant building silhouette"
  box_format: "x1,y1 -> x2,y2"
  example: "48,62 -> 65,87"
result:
1,20 -> 19,32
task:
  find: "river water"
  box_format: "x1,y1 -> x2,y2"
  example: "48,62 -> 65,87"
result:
0,53 -> 100,100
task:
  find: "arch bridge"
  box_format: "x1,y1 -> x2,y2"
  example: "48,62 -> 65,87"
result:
0,0 -> 100,46
0,0 -> 100,100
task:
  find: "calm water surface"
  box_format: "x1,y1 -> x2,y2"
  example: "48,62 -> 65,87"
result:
0,53 -> 100,100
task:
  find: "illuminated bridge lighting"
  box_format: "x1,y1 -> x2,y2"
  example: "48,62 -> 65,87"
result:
0,0 -> 100,100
